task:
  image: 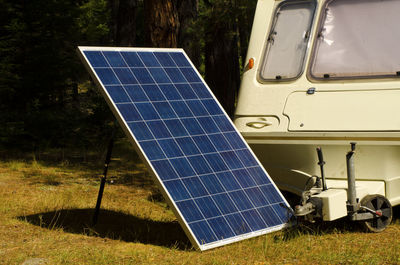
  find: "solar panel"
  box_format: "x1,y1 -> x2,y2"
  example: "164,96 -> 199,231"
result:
78,47 -> 292,251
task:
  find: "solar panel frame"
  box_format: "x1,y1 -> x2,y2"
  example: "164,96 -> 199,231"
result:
77,46 -> 292,251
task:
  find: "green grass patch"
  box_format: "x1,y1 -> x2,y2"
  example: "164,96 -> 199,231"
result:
0,148 -> 400,264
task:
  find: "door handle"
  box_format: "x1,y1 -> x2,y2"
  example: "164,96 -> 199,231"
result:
246,121 -> 273,129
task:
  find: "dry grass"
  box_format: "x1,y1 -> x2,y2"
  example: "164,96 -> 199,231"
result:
0,145 -> 400,264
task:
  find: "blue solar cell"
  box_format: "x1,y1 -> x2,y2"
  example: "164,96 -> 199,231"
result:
153,102 -> 177,119
212,193 -> 237,215
232,169 -> 256,188
105,85 -> 130,103
191,83 -> 213,99
124,85 -> 148,102
159,84 -> 182,100
259,185 -> 283,204
139,140 -> 165,160
128,122 -> 154,141
175,84 -> 198,99
121,52 -> 144,67
103,51 -> 126,67
148,68 -> 171,83
154,52 -> 176,67
182,177 -> 209,197
180,68 -> 202,82
216,171 -> 241,192
189,221 -> 217,245
247,167 -> 271,185
152,160 -> 179,181
84,51 -> 108,67
186,100 -> 209,116
229,190 -> 253,211
193,136 -> 217,154
176,200 -> 203,222
130,68 -> 155,84
114,68 -> 137,85
175,137 -> 200,156
116,104 -> 142,121
187,155 -> 213,175
258,206 -> 283,227
208,134 -> 232,152
182,119 -> 205,135
164,68 -> 187,83
164,180 -> 191,201
138,52 -> 161,67
170,157 -> 196,178
201,99 -> 224,115
245,187 -> 270,207
170,52 -> 191,67
242,210 -> 266,231
135,103 -> 160,120
80,48 -> 291,251
147,120 -> 172,139
272,204 -> 291,223
220,151 -> 244,170
213,115 -> 235,132
204,153 -> 228,172
199,174 -> 225,194
197,117 -> 220,134
94,68 -> 120,85
141,84 -> 166,101
158,139 -> 183,158
207,217 -> 235,239
164,119 -> 188,137
223,132 -> 247,150
170,101 -> 194,118
195,197 -> 221,219
236,149 -> 258,167
225,213 -> 252,235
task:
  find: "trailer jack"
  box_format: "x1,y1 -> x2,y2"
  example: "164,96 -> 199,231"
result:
343,143 -> 392,231
294,143 -> 393,232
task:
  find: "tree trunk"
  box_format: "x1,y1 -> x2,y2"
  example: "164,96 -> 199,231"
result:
204,0 -> 240,118
144,0 -> 179,47
110,0 -> 137,46
176,0 -> 200,67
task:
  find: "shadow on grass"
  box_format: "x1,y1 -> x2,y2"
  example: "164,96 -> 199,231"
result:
18,208 -> 192,250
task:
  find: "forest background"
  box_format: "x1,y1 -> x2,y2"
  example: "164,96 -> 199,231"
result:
0,0 -> 258,158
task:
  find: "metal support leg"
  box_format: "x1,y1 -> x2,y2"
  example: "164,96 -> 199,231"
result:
346,142 -> 359,218
93,133 -> 115,225
316,147 -> 327,191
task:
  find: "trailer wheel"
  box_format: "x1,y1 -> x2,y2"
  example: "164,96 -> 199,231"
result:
360,194 -> 392,233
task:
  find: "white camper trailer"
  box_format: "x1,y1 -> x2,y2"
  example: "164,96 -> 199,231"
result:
235,0 -> 400,231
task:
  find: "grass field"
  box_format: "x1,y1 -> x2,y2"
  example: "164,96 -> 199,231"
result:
1,142 -> 400,264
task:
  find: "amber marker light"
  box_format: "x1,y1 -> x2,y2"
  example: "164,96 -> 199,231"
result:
248,58 -> 255,69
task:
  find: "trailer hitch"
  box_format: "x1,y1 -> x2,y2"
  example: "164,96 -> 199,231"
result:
293,147 -> 327,221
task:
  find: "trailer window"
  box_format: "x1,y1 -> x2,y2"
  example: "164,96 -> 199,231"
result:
260,0 -> 316,81
310,0 -> 400,80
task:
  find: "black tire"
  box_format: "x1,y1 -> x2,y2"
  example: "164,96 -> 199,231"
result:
360,194 -> 392,233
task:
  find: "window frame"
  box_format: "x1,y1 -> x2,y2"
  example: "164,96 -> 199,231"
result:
258,0 -> 318,83
308,0 -> 400,81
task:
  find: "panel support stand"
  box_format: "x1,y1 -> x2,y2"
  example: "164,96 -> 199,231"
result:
92,129 -> 115,226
